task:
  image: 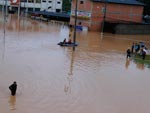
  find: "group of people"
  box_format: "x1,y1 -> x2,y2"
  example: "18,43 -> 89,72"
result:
126,42 -> 147,60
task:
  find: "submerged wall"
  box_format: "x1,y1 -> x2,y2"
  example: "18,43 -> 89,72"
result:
114,24 -> 150,34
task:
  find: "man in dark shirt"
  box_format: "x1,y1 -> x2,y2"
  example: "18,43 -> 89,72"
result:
126,48 -> 131,59
9,81 -> 17,96
131,43 -> 134,53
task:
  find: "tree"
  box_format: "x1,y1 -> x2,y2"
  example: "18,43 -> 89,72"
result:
62,0 -> 71,13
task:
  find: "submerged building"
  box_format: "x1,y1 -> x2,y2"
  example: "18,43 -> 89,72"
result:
0,0 -> 62,13
70,0 -> 144,31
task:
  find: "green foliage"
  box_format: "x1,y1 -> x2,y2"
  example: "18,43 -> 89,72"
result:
134,54 -> 150,65
62,0 -> 71,13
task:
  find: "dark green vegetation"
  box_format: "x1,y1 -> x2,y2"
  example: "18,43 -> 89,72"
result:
62,0 -> 71,13
133,54 -> 150,66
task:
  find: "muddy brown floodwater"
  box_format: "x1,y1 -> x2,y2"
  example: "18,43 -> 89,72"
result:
0,13 -> 150,113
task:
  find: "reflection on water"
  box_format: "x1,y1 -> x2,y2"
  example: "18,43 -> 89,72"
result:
0,13 -> 150,113
135,62 -> 145,70
64,51 -> 74,95
125,59 -> 130,69
9,96 -> 16,110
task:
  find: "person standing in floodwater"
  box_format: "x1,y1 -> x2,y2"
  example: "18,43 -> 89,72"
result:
135,43 -> 140,53
141,49 -> 146,60
131,43 -> 135,53
126,48 -> 131,59
9,81 -> 17,96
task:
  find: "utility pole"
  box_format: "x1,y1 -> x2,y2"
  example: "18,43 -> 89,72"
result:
18,0 -> 20,19
73,0 -> 78,51
4,0 -> 7,26
101,0 -> 107,36
3,0 -> 7,60
24,0 -> 26,16
5,0 -> 8,16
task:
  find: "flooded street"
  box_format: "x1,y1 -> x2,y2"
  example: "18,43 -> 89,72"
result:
0,13 -> 150,113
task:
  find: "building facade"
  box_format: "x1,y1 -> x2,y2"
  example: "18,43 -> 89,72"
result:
0,0 -> 62,12
70,0 -> 144,31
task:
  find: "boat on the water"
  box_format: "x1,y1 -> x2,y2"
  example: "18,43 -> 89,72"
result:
57,42 -> 78,47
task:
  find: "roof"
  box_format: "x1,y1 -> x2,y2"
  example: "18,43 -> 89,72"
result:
28,11 -> 70,18
92,0 -> 145,6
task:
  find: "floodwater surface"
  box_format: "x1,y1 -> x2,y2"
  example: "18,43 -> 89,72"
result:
0,14 -> 150,113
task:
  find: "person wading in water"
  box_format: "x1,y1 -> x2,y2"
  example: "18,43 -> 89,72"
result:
126,48 -> 131,59
9,81 -> 17,96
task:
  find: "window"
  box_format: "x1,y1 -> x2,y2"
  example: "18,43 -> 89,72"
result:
57,1 -> 61,4
49,1 -> 52,3
35,8 -> 40,11
28,0 -> 33,3
42,0 -> 46,2
56,9 -> 61,12
48,6 -> 51,9
80,1 -> 84,4
35,0 -> 41,3
28,8 -> 34,11
21,0 -> 27,2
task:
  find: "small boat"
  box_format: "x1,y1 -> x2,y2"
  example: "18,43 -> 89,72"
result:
57,42 -> 78,47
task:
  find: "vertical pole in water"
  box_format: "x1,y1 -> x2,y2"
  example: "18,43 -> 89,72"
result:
4,0 -> 7,41
2,0 -> 4,16
33,0 -> 35,11
2,0 -> 7,60
23,0 -> 25,26
6,0 -> 8,16
24,0 -> 26,16
101,0 -> 107,37
73,0 -> 78,51
27,0 -> 29,12
17,0 -> 21,33
18,1 -> 20,19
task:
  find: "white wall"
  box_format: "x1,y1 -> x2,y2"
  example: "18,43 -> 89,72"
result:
0,0 -> 62,12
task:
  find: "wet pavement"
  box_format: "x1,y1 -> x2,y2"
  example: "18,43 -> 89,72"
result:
0,13 -> 150,113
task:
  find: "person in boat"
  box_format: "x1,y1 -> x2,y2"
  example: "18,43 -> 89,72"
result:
126,48 -> 131,59
67,39 -> 72,44
63,38 -> 67,44
9,81 -> 17,96
58,38 -> 66,45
